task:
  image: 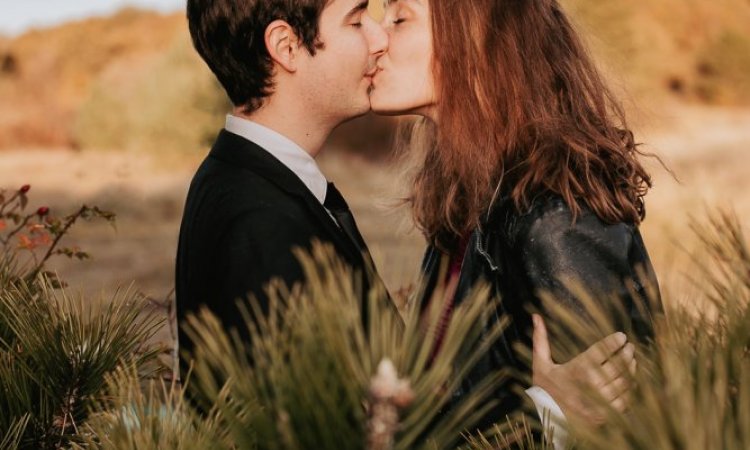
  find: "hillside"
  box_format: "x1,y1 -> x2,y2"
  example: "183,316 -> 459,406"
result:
563,0 -> 750,104
0,9 -> 196,149
0,3 -> 749,152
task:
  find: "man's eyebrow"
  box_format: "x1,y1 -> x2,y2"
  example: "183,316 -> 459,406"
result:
345,0 -> 369,19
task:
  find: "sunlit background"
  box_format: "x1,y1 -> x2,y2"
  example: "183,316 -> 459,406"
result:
0,1 -> 385,35
0,0 -> 184,35
0,0 -> 749,337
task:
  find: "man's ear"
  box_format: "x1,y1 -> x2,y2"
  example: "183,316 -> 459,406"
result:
265,20 -> 300,73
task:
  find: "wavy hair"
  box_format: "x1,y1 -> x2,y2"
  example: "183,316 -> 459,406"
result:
405,0 -> 653,250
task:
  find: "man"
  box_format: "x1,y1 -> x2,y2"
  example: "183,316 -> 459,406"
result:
176,0 -> 387,370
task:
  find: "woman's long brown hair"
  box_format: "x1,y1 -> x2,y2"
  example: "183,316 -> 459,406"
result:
406,0 -> 652,250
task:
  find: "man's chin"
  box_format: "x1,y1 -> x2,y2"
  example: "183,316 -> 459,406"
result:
370,109 -> 405,117
336,102 -> 371,124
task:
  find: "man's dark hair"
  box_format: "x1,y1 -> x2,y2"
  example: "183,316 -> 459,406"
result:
187,0 -> 329,113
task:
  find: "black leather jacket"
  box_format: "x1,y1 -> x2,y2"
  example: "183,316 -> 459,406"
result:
418,194 -> 662,426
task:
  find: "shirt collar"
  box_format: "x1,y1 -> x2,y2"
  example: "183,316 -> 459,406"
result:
224,114 -> 328,204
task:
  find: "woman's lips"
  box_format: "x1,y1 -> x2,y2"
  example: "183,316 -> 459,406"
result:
370,66 -> 384,83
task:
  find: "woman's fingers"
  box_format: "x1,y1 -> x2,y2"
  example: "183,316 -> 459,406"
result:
582,342 -> 634,388
611,342 -> 635,366
598,343 -> 635,384
610,392 -> 630,413
599,375 -> 631,402
582,332 -> 627,365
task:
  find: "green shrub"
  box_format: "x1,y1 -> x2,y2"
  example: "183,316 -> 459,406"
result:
0,275 -> 163,449
73,35 -> 229,153
0,185 -> 163,449
3,179 -> 750,449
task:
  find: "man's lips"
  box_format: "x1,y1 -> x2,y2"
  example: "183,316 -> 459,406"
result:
364,66 -> 381,79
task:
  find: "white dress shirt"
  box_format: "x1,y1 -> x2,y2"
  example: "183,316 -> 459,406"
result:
225,114 -> 328,203
224,114 -> 568,449
526,386 -> 568,448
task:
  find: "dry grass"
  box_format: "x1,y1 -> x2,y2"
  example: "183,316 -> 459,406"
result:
635,105 -> 750,306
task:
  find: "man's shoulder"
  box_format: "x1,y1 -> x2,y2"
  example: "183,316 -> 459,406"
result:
178,132 -> 330,245
187,153 -> 294,211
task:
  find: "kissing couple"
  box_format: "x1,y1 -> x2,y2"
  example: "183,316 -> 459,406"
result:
176,0 -> 662,447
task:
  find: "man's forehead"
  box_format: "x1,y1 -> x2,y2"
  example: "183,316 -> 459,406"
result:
326,0 -> 366,15
332,0 -> 369,7
325,0 -> 390,18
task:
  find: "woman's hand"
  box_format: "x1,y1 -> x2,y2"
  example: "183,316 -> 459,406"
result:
531,314 -> 636,425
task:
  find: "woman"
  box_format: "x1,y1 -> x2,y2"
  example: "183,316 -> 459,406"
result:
370,0 -> 661,431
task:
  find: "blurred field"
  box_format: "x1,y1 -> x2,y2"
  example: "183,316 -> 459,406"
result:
0,103 -> 748,302
0,5 -> 749,348
0,144 -> 424,298
562,0 -> 750,104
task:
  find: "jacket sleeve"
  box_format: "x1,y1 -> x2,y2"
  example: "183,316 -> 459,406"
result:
514,201 -> 658,351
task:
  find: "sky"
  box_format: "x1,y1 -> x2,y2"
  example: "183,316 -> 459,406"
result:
0,0 -> 185,36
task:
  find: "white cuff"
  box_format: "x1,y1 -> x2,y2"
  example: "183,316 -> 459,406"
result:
525,385 -> 568,450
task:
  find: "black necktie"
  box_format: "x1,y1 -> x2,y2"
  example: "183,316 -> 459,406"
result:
324,182 -> 368,253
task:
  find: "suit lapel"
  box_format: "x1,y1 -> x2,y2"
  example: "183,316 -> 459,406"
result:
208,130 -> 363,264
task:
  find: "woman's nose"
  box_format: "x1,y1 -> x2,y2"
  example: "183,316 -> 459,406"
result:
363,15 -> 389,56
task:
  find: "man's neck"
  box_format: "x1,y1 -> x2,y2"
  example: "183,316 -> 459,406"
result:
234,98 -> 335,159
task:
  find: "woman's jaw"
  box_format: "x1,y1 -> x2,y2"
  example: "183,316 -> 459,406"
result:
369,68 -> 438,120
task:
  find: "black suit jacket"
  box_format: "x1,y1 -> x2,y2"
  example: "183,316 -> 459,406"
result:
175,130 -> 384,376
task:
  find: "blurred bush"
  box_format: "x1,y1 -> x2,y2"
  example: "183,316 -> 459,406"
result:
73,36 -> 229,153
0,9 -> 185,149
562,0 -> 750,104
75,212 -> 750,450
695,31 -> 750,103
